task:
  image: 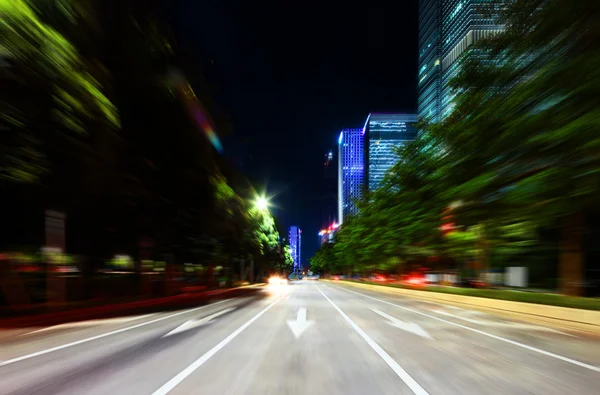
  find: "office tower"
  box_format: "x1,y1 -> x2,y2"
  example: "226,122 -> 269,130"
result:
288,226 -> 301,270
364,113 -> 418,191
418,0 -> 505,121
418,0 -> 442,123
321,151 -> 337,228
338,129 -> 365,224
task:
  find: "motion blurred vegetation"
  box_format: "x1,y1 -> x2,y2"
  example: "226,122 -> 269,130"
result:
311,0 -> 600,296
0,0 -> 292,297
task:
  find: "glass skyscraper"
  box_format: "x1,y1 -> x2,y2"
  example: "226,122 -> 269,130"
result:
418,0 -> 442,123
338,129 -> 364,224
288,226 -> 301,270
418,0 -> 505,120
364,113 -> 418,192
321,151 -> 337,228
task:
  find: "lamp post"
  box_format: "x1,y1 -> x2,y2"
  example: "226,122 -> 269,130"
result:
254,196 -> 269,212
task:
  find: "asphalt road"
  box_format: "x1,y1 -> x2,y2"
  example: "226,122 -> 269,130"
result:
0,281 -> 599,395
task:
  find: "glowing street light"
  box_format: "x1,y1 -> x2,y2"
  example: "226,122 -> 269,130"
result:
254,196 -> 269,211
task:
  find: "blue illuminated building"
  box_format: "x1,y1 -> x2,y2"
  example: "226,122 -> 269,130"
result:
338,129 -> 364,224
364,113 -> 418,191
418,0 -> 442,122
288,226 -> 301,270
418,0 -> 505,121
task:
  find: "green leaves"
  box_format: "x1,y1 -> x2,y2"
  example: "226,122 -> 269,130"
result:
313,1 -> 600,287
1,0 -> 120,183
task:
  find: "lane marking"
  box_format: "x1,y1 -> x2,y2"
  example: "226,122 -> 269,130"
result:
163,308 -> 236,337
333,285 -> 600,373
315,286 -> 429,395
432,310 -> 574,336
22,314 -> 157,336
286,307 -> 314,339
0,299 -> 232,367
371,309 -> 432,339
151,296 -> 285,395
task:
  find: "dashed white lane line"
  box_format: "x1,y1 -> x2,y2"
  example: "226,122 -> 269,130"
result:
151,295 -> 285,395
0,299 -> 232,367
316,286 -> 430,395
334,285 -> 600,373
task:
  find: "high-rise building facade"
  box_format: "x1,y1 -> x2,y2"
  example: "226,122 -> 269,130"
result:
418,0 -> 442,123
338,129 -> 365,224
320,151 -> 337,228
364,113 -> 418,191
418,0 -> 505,120
288,226 -> 301,270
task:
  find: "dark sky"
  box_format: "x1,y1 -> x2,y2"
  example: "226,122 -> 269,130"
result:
166,0 -> 419,264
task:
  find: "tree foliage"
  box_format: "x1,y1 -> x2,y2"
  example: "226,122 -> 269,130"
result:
0,0 -> 287,278
312,0 -> 600,295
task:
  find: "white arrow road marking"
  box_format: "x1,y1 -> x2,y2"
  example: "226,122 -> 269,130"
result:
372,309 -> 432,339
163,307 -> 236,338
0,299 -> 232,368
335,285 -> 600,373
286,307 -> 313,339
152,296 -> 284,395
433,310 -> 574,336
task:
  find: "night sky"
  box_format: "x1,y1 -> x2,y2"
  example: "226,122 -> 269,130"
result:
166,0 -> 419,264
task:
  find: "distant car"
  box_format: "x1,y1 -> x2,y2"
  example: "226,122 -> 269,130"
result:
268,276 -> 288,286
332,275 -> 340,281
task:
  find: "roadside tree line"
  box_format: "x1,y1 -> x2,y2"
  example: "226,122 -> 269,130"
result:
311,0 -> 600,296
0,0 -> 293,281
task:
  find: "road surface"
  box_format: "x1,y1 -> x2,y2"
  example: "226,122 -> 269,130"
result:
0,281 -> 598,394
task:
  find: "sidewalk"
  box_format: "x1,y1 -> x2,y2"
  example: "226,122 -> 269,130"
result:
0,284 -> 263,329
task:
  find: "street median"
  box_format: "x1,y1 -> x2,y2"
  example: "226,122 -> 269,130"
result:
331,280 -> 600,335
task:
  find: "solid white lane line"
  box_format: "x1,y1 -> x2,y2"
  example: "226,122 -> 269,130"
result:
0,299 -> 232,367
334,285 -> 600,373
432,310 -> 574,336
315,286 -> 429,395
151,296 -> 285,395
22,314 -> 157,336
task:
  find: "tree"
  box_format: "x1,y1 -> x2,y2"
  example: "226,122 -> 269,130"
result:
310,242 -> 335,275
432,0 -> 600,295
313,1 -> 600,296
1,0 -> 284,288
0,0 -> 119,185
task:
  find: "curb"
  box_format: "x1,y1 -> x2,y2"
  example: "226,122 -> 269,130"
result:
0,284 -> 264,328
329,280 -> 600,335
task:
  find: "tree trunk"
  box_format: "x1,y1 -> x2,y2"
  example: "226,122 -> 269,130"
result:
240,258 -> 245,282
477,223 -> 491,281
559,212 -> 584,296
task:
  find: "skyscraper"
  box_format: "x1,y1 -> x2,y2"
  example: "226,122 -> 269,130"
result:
418,0 -> 442,123
338,129 -> 365,224
364,113 -> 418,191
418,0 -> 505,121
321,151 -> 337,228
288,226 -> 301,270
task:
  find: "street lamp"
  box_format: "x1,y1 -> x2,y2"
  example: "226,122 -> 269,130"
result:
254,196 -> 269,212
